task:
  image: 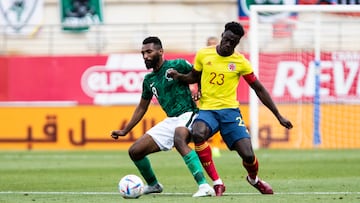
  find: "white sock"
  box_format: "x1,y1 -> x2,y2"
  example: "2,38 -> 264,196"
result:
213,179 -> 223,185
247,176 -> 259,185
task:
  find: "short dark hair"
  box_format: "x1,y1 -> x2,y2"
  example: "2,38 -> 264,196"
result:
224,21 -> 244,38
143,36 -> 163,49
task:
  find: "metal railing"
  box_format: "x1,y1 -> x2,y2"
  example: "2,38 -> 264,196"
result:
0,22 -> 229,55
0,18 -> 358,56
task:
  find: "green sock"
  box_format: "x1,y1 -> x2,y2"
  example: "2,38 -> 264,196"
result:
183,150 -> 207,185
134,157 -> 157,186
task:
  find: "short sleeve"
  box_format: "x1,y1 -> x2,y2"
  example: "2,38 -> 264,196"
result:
141,76 -> 153,100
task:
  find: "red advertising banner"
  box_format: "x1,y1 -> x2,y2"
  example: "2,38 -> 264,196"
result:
261,52 -> 360,103
0,54 -> 249,105
0,57 -> 8,100
0,52 -> 359,105
5,55 -> 108,104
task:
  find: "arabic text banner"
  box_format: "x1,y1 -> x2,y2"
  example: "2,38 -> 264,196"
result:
1,105 -> 359,150
0,105 -> 234,150
0,105 -> 166,150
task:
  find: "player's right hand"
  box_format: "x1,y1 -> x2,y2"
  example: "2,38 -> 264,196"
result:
278,116 -> 293,129
111,130 -> 126,140
192,91 -> 201,101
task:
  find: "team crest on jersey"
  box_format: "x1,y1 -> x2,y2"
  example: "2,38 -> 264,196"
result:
228,63 -> 236,71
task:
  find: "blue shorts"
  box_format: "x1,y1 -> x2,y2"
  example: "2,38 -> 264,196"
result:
194,108 -> 250,149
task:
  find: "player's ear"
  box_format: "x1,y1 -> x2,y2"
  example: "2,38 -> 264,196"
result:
159,48 -> 163,54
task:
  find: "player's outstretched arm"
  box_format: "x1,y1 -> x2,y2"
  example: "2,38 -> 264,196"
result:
167,68 -> 201,84
111,98 -> 151,139
249,80 -> 293,129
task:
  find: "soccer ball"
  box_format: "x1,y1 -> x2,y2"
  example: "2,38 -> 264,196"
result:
118,174 -> 144,199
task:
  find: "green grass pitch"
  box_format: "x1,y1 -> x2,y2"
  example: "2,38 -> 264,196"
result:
0,149 -> 359,203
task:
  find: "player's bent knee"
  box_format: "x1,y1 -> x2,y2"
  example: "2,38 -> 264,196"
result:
191,131 -> 207,143
174,127 -> 191,145
128,145 -> 142,161
191,127 -> 209,143
173,136 -> 184,148
242,154 -> 255,164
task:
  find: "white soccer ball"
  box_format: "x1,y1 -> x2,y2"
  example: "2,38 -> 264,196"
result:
118,174 -> 144,199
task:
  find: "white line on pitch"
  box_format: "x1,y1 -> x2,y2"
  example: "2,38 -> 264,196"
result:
0,191 -> 359,195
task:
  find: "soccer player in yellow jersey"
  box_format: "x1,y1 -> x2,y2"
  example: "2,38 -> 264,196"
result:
168,21 -> 293,194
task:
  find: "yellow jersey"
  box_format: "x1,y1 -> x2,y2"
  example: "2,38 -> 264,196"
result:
194,46 -> 253,110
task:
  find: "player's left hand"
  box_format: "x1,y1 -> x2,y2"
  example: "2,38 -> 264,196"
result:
166,68 -> 179,79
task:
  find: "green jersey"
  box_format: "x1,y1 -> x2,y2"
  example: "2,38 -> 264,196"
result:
142,59 -> 198,117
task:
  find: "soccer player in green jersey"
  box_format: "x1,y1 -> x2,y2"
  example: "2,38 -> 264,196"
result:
168,21 -> 293,194
111,36 -> 216,197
